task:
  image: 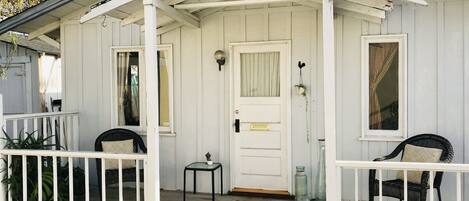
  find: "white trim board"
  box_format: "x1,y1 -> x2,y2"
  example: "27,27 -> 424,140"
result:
109,44 -> 175,135
360,34 -> 408,141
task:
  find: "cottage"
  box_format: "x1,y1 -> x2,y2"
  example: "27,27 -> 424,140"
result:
0,0 -> 467,201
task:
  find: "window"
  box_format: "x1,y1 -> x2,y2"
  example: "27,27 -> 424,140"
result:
112,45 -> 173,134
240,52 -> 280,97
361,34 -> 407,141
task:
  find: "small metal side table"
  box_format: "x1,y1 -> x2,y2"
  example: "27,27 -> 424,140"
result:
184,162 -> 223,201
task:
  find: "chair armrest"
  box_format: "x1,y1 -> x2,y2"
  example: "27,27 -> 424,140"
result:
369,155 -> 397,183
373,154 -> 399,162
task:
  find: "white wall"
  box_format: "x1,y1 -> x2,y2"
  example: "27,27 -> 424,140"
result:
335,1 -> 469,200
61,0 -> 469,200
61,3 -> 320,195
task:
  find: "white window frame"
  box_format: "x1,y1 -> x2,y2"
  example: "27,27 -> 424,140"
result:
110,44 -> 174,135
360,34 -> 407,141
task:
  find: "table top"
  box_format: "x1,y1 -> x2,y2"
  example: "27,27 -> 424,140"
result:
185,162 -> 222,170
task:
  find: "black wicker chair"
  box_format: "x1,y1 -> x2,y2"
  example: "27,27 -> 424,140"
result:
369,134 -> 453,201
95,128 -> 147,200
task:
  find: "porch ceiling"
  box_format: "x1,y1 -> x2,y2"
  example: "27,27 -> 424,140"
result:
0,0 -> 428,44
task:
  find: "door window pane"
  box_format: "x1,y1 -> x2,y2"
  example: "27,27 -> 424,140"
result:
240,52 -> 280,97
368,42 -> 399,130
117,52 -> 140,126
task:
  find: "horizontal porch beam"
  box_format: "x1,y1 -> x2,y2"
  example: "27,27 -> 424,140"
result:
28,21 -> 60,40
122,9 -> 144,26
308,0 -> 385,18
38,35 -> 60,49
174,0 -> 293,10
406,0 -> 427,6
140,21 -> 184,35
344,0 -> 392,10
80,0 -> 134,24
155,0 -> 200,28
293,0 -> 382,23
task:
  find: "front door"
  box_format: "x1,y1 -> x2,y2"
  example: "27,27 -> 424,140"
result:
231,41 -> 290,192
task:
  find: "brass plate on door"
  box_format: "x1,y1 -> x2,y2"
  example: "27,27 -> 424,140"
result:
250,124 -> 270,131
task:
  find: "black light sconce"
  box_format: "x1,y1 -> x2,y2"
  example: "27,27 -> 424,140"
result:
214,50 -> 226,71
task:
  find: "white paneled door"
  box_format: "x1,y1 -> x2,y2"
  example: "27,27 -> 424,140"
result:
230,41 -> 291,192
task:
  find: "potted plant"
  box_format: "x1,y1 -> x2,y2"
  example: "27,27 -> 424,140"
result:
1,130 -> 85,201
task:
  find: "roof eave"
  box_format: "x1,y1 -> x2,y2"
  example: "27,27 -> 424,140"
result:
0,0 -> 74,35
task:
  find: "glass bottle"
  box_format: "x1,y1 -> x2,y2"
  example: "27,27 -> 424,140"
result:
315,139 -> 326,201
295,166 -> 308,201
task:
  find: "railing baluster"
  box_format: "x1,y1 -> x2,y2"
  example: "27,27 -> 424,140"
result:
22,155 -> 27,201
12,120 -> 17,139
102,159 -> 107,201
69,157 -> 74,201
404,170 -> 408,201
7,155 -> 11,201
456,172 -> 461,201
66,116 -> 72,150
38,155 -> 43,201
33,118 -> 38,138
136,160 -> 140,201
143,159 -> 146,200
72,115 -> 79,151
53,156 -> 58,201
378,169 -> 383,201
429,171 -> 434,201
23,118 -> 28,137
59,116 -> 65,150
43,117 -> 47,142
119,159 -> 123,201
85,158 -> 90,201
354,168 -> 358,201
51,117 -> 56,150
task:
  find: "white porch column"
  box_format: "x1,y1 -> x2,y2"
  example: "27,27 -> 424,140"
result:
0,95 -> 5,199
322,0 -> 339,201
143,1 -> 160,201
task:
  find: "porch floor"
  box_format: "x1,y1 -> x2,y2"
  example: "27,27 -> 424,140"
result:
85,187 -> 290,201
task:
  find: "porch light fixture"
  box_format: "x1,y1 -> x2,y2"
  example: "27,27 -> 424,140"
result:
214,50 -> 226,71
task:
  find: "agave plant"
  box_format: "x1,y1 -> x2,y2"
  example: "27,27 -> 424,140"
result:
1,130 -> 84,201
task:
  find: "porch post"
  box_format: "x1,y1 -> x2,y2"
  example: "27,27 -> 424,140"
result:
322,0 -> 339,201
143,1 -> 160,201
0,95 -> 5,199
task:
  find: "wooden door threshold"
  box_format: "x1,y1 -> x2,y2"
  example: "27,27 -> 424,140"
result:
229,188 -> 294,200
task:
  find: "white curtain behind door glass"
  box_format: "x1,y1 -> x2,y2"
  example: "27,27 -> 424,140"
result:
117,52 -> 130,126
240,52 -> 280,97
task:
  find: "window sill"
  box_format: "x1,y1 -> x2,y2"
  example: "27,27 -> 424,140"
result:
359,137 -> 405,142
159,132 -> 176,137
135,130 -> 176,137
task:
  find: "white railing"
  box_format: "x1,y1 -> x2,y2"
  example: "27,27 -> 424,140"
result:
3,112 -> 79,150
336,160 -> 468,201
0,149 -> 147,201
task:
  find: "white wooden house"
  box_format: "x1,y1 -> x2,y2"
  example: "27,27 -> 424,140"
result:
1,0 -> 469,201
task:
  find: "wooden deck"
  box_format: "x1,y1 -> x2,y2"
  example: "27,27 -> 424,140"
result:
85,187 -> 291,201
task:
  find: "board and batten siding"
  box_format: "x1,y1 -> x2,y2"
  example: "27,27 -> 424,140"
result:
61,3 -> 320,195
336,0 -> 469,200
61,0 -> 469,199
0,41 -> 41,114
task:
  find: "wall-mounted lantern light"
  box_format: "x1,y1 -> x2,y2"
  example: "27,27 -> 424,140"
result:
214,50 -> 226,71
